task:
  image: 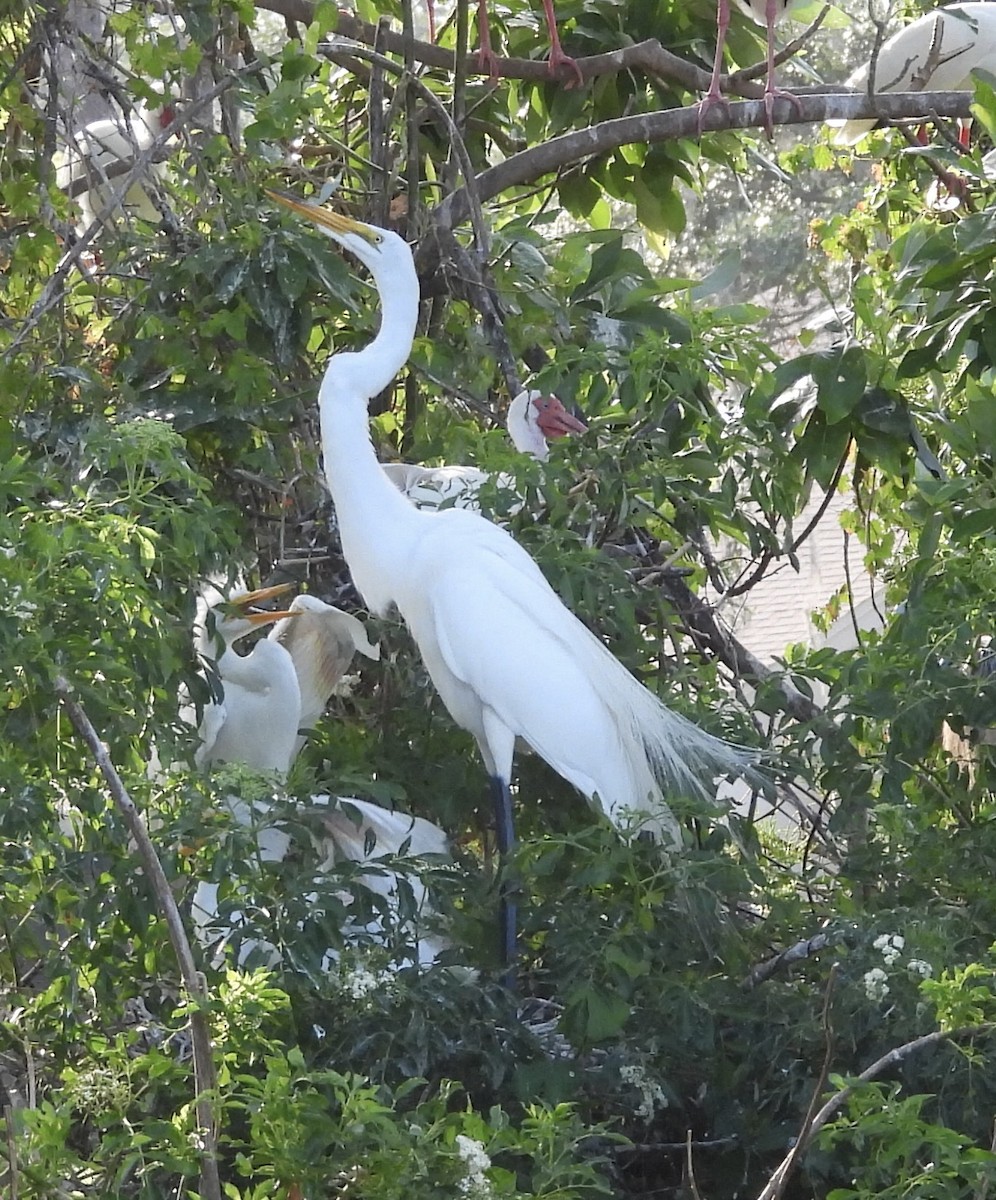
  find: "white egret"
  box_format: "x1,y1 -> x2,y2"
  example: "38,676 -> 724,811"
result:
267,191 -> 754,962
191,794 -> 451,970
829,3 -> 996,146
189,586 -> 443,970
699,0 -> 801,136
267,594 -> 381,757
193,583 -> 302,776
381,389 -> 587,513
56,100 -> 175,236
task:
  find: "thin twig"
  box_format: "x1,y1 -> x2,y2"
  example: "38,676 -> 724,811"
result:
760,965 -> 839,1200
3,1104 -> 18,1198
685,1129 -> 704,1200
53,676 -> 222,1200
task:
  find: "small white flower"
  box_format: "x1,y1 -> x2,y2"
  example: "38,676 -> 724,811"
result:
0,544 -> 15,558
863,967 -> 890,1002
620,1063 -> 669,1120
455,1135 -> 493,1198
907,959 -> 933,979
872,933 -> 905,965
336,963 -> 395,1001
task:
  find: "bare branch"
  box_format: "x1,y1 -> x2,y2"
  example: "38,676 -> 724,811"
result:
742,932 -> 833,990
53,676 -> 222,1200
435,90 -> 975,230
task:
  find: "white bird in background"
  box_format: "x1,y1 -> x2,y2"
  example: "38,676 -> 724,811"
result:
191,793 -> 450,971
189,583 -> 448,969
381,389 -> 587,513
193,582 -> 302,775
830,3 -> 996,146
267,594 -> 381,758
699,0 -> 802,136
267,190 -> 754,963
55,100 -> 174,236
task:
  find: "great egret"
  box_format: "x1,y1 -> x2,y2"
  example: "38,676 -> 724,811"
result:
55,101 -> 174,236
267,191 -> 754,961
193,586 -> 381,772
193,583 -> 302,775
699,0 -> 801,136
267,594 -> 381,758
828,4 -> 996,147
190,589 -> 446,970
192,793 -> 451,970
381,389 -> 587,513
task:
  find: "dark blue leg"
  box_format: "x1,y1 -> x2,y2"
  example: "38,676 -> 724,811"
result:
489,774 -> 517,969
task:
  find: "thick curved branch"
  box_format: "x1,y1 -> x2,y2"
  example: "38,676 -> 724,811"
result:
262,0 -> 715,88
434,89 -> 975,229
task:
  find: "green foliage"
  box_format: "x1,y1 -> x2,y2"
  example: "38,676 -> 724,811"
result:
819,1083 -> 996,1200
7,1 -> 996,1197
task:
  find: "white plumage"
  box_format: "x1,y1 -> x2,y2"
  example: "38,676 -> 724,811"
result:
187,583 -> 448,968
192,585 -> 381,772
191,794 -> 450,970
267,594 -> 381,757
268,193 -> 753,858
192,584 -> 302,776
55,102 -> 174,235
381,389 -> 586,513
830,3 -> 996,145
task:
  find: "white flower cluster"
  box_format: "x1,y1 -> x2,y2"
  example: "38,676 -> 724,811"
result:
455,1134 -> 493,1198
873,933 -> 905,965
862,935 -> 934,1000
620,1062 -> 669,1120
337,962 -> 396,1001
863,967 -> 890,1002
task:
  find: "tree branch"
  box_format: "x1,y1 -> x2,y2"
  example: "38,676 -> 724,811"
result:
434,90 -> 975,229
53,676 -> 221,1200
757,1022 -> 996,1200
658,571 -> 827,726
741,932 -> 833,990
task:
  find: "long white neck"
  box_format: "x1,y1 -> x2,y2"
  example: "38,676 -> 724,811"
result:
318,246 -> 425,615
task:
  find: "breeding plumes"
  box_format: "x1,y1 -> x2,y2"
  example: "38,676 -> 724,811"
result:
267,191 -> 754,960
55,101 -> 174,236
829,3 -> 996,146
192,583 -> 302,776
381,389 -> 586,513
699,0 -> 800,135
267,594 -> 380,757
